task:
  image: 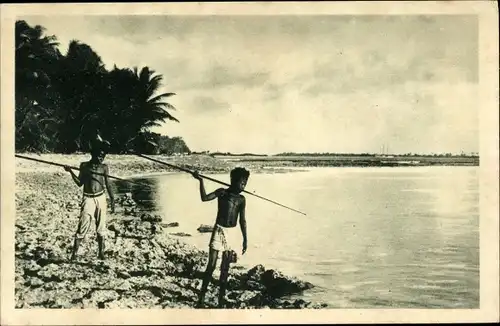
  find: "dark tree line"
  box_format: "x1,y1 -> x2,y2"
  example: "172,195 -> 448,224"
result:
15,20 -> 190,155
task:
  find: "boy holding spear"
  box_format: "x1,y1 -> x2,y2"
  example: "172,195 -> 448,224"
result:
192,167 -> 250,308
64,136 -> 115,261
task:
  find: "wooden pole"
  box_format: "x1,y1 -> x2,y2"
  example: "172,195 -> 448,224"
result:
15,154 -> 151,189
129,151 -> 307,216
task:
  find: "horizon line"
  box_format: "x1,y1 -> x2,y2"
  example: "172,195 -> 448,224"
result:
190,150 -> 480,157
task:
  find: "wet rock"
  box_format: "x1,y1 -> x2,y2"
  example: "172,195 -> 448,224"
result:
237,264 -> 313,298
124,207 -> 138,215
19,287 -> 50,306
103,278 -> 133,292
151,223 -> 162,235
37,263 -> 64,282
162,222 -> 179,228
94,262 -> 111,274
261,269 -> 314,297
103,298 -> 140,309
65,202 -> 78,210
113,219 -> 157,239
116,270 -> 131,279
140,213 -> 162,223
23,260 -> 41,276
15,223 -> 27,231
170,232 -> 192,237
43,281 -> 60,291
314,302 -> 329,309
227,275 -> 242,289
120,193 -> 137,207
74,279 -> 94,290
129,269 -> 155,277
116,280 -> 133,292
246,264 -> 265,282
135,289 -> 160,306
246,280 -> 266,292
237,290 -> 264,306
26,277 -> 44,288
292,298 -> 311,308
15,275 -> 25,292
232,264 -> 246,271
197,224 -> 214,233
82,289 -> 120,308
107,223 -> 121,238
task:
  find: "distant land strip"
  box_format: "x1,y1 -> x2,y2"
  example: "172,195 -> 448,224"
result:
211,154 -> 479,167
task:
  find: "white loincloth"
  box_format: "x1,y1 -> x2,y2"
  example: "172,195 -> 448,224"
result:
209,224 -> 241,253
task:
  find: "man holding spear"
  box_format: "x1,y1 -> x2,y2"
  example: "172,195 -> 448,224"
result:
64,135 -> 115,261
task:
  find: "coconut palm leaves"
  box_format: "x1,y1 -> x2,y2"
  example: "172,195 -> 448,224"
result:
135,66 -> 179,128
15,20 -> 62,153
15,20 -> 181,154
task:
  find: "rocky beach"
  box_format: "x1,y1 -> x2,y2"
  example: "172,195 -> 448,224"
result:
14,153 -> 327,309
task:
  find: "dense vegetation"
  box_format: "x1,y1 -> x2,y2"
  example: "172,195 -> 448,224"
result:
15,20 -> 190,155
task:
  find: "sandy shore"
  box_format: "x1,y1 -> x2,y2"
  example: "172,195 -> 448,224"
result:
14,153 -> 326,309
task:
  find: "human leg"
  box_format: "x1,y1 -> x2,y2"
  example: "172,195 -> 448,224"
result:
218,250 -> 232,308
71,203 -> 93,261
198,248 -> 219,307
95,195 -> 107,260
70,237 -> 83,261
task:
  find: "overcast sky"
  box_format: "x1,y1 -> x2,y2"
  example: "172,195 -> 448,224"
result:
22,15 -> 478,155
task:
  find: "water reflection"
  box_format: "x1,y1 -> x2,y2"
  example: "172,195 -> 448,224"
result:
113,177 -> 159,211
110,167 -> 479,308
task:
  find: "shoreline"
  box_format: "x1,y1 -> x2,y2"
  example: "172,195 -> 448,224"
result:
14,153 -> 309,177
15,152 -> 479,174
14,154 -> 327,309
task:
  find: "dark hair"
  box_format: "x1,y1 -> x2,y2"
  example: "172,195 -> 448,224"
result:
230,167 -> 250,184
91,147 -> 105,158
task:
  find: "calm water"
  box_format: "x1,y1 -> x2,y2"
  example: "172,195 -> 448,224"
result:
117,166 -> 479,308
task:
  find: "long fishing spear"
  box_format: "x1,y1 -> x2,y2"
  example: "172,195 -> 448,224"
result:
128,150 -> 307,216
15,154 -> 152,189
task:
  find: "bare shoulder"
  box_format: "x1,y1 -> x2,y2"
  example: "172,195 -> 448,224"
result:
215,188 -> 226,195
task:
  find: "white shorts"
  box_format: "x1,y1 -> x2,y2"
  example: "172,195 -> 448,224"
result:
75,191 -> 107,238
209,224 -> 241,252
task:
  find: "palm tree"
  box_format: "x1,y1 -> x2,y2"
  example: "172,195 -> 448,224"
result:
104,66 -> 179,152
15,20 -> 62,152
134,66 -> 179,127
55,40 -> 108,153
15,20 -> 182,154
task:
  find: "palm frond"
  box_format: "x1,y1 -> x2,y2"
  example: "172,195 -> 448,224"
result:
142,121 -> 162,129
156,102 -> 177,111
144,74 -> 162,92
159,110 -> 179,122
139,67 -> 154,84
148,92 -> 176,104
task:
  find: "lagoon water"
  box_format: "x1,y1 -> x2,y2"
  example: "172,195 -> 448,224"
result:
120,166 -> 479,308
